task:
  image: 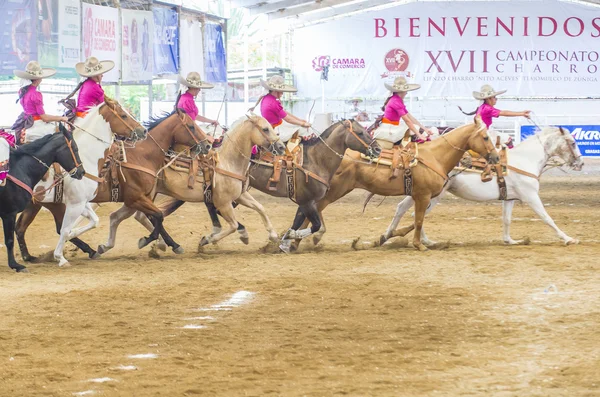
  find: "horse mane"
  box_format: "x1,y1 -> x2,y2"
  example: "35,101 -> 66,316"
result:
13,132 -> 57,157
145,110 -> 178,131
301,121 -> 341,147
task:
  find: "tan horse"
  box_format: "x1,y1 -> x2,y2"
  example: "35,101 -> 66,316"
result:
292,117 -> 500,251
99,115 -> 286,249
15,110 -> 211,260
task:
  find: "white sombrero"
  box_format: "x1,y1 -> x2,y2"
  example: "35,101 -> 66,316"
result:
14,61 -> 56,80
178,72 -> 214,89
473,84 -> 507,100
385,76 -> 420,93
76,57 -> 115,78
260,75 -> 297,93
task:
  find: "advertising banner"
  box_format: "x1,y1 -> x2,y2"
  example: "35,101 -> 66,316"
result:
204,23 -> 226,83
121,9 -> 154,82
180,17 -> 203,77
82,3 -> 120,82
521,125 -> 600,157
58,0 -> 81,70
0,0 -> 37,75
37,0 -> 58,67
293,0 -> 600,98
153,7 -> 179,75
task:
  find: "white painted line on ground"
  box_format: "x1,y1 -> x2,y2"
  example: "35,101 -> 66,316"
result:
127,353 -> 158,359
72,391 -> 96,396
183,316 -> 215,321
87,377 -> 116,383
111,365 -> 137,371
181,324 -> 206,329
211,291 -> 255,309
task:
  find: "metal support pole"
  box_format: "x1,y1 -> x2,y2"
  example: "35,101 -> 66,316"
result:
148,83 -> 153,120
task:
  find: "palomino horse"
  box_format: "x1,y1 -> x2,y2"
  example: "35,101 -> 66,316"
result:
291,117 -> 499,251
382,126 -> 584,246
34,99 -> 145,267
100,115 -> 286,249
15,110 -> 211,261
1,125 -> 85,272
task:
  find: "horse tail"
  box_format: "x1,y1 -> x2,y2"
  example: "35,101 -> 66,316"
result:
362,192 -> 376,213
457,105 -> 479,116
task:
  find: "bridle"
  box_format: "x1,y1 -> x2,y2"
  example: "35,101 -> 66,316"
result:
104,100 -> 144,140
29,133 -> 83,176
147,112 -> 209,156
246,116 -> 283,153
441,125 -> 497,162
340,119 -> 379,158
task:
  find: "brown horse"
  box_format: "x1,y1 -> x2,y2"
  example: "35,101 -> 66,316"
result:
291,117 -> 499,251
15,110 -> 211,260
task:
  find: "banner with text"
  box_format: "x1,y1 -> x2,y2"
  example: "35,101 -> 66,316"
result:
0,0 -> 37,75
122,9 -> 154,83
58,0 -> 81,71
82,3 -> 119,82
153,7 -> 179,75
521,125 -> 600,157
293,0 -> 600,99
204,23 -> 226,83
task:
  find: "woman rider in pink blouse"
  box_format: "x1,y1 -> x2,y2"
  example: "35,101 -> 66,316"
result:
12,61 -> 68,143
254,75 -> 310,131
461,85 -> 531,148
372,77 -> 431,149
74,57 -> 115,116
175,72 -> 218,143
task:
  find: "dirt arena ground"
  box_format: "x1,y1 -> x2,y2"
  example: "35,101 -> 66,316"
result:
0,162 -> 599,396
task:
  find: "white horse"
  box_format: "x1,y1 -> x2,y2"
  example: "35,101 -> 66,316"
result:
381,126 -> 584,246
34,102 -> 145,266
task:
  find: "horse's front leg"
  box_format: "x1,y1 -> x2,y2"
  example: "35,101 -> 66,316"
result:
97,205 -> 136,255
235,191 -> 278,243
412,194 -> 432,251
199,202 -> 238,246
2,213 -> 27,272
54,203 -> 88,267
381,196 -> 415,245
524,194 -> 579,245
15,200 -> 43,262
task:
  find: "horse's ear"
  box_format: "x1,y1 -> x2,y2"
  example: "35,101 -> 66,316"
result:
559,126 -> 566,135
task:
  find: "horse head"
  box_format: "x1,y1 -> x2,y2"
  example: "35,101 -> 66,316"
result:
54,123 -> 85,180
340,119 -> 381,158
244,115 -> 286,156
545,126 -> 584,171
100,97 -> 147,142
174,110 -> 212,156
468,116 -> 500,164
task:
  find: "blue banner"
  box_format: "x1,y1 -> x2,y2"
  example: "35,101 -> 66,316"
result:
204,23 -> 226,83
521,125 -> 600,157
0,0 -> 37,75
153,7 -> 178,75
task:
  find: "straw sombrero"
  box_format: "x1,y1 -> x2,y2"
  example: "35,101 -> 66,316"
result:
473,85 -> 507,100
76,57 -> 115,77
384,76 -> 420,93
178,72 -> 214,89
260,75 -> 297,93
346,97 -> 363,104
14,61 -> 56,80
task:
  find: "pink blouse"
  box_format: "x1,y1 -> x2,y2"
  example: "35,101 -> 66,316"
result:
76,78 -> 105,113
383,93 -> 408,122
20,86 -> 45,117
177,92 -> 199,121
476,103 -> 501,128
260,94 -> 287,126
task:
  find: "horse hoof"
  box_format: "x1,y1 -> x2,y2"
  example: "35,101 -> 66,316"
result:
279,243 -> 291,254
138,237 -> 150,249
89,251 -> 101,260
312,235 -> 323,245
378,235 -> 387,246
23,255 -> 37,263
240,236 -> 250,245
156,242 -> 167,252
268,233 -> 279,243
289,243 -> 298,253
97,245 -> 108,254
199,236 -> 210,247
59,261 -> 71,268
173,246 -> 185,254
12,264 -> 28,273
566,238 -> 579,245
415,244 -> 429,252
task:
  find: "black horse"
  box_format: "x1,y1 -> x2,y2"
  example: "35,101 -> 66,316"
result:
0,125 -> 85,272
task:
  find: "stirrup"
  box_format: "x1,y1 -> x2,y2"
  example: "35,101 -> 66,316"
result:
267,178 -> 278,191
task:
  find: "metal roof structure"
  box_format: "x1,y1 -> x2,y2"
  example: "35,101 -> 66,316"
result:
232,0 -> 600,26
